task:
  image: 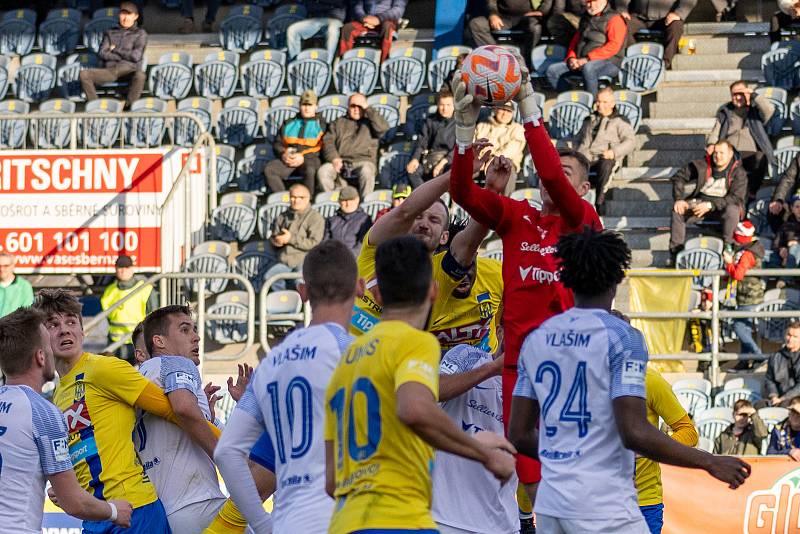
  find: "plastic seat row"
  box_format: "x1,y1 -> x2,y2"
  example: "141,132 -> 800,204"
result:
546,89 -> 642,140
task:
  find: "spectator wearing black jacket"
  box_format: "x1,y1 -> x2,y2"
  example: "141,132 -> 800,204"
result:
769,0 -> 800,43
767,396 -> 800,458
547,0 -> 585,47
769,154 -> 800,231
468,0 -> 553,59
323,186 -> 372,256
405,90 -> 456,188
615,0 -> 697,70
765,322 -> 800,408
668,141 -> 746,261
80,2 -> 147,107
767,194 -> 800,269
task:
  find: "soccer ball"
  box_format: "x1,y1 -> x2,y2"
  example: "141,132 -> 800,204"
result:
460,45 -> 521,106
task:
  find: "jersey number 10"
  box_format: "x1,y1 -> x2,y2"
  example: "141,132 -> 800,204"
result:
329,378 -> 382,470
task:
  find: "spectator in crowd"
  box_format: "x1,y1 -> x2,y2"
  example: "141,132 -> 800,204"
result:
574,86 -> 635,213
339,0 -> 408,61
545,0 -> 626,95
616,0 -> 697,70
264,184 -> 325,291
442,53 -> 468,88
468,0 -> 552,59
768,193 -> 800,271
770,0 -> 800,43
100,255 -> 158,363
318,93 -> 389,197
767,396 -> 800,456
80,2 -> 147,108
0,253 -> 33,318
668,140 -> 746,263
724,220 -> 765,371
765,322 -> 800,408
264,90 -> 326,194
706,81 -> 775,198
374,184 -> 411,220
286,0 -> 347,60
180,0 -> 218,33
474,101 -> 525,194
769,155 -> 800,232
715,399 -> 768,455
324,185 -> 373,256
547,0 -> 585,47
405,90 -> 456,188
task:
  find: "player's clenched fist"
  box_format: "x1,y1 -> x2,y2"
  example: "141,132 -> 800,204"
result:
705,455 -> 751,490
474,431 -> 517,483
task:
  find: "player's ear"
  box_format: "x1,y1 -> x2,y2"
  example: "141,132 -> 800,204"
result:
296,281 -> 309,303
33,347 -> 46,369
152,334 -> 166,350
354,277 -> 366,299
439,230 -> 449,246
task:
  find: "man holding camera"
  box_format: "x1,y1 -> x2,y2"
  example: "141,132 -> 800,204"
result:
317,92 -> 389,198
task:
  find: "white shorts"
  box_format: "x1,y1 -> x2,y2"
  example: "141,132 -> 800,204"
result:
167,497 -> 227,534
435,523 -> 519,534
536,514 -> 650,534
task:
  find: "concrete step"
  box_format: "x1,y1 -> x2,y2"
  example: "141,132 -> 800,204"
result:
635,133 -> 707,150
610,181 -> 673,201
628,149 -> 703,167
680,35 -> 770,55
631,249 -> 671,267
672,52 -> 762,71
684,22 -> 770,35
664,69 -> 763,83
650,101 -> 721,119
656,84 -> 732,103
641,118 -> 717,133
622,230 -> 684,250
605,199 -> 673,217
619,166 -> 677,180
601,216 -> 671,230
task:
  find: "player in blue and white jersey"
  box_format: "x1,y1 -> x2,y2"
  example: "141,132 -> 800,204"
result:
0,307 -> 132,533
509,227 -> 751,534
432,342 -> 519,534
215,240 -> 361,534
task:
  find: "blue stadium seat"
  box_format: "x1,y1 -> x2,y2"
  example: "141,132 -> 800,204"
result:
714,388 -> 761,408
619,42 -> 665,92
761,47 -> 800,91
334,47 -> 380,95
774,145 -> 800,177
172,96 -> 212,146
15,53 -> 57,103
38,8 -> 81,56
211,191 -> 258,241
313,200 -> 339,218
240,49 -> 285,98
361,199 -> 390,221
265,3 -> 305,49
236,143 -> 274,192
263,104 -> 298,141
183,241 -> 230,294
125,97 -> 167,147
258,194 -> 290,238
367,93 -> 401,128
31,98 -> 74,149
530,43 -> 567,79
427,45 -> 471,93
297,47 -> 330,63
547,100 -> 591,140
378,141 -> 414,186
57,52 -> 100,101
556,90 -> 594,107
317,94 -> 348,124
206,291 -> 250,344
83,11 -> 117,53
194,50 -> 239,100
755,86 -> 788,136
613,89 -> 642,133
148,51 -> 194,100
219,4 -> 263,53
234,244 -> 277,293
380,46 -> 426,96
0,9 -> 36,56
405,93 -> 437,136
0,55 -> 9,100
755,299 -> 800,342
81,98 -> 123,148
217,96 -> 260,147
790,98 -> 800,135
286,53 -> 331,96
213,144 -> 237,192
0,99 -> 29,149
673,388 -> 710,418
675,248 -> 722,290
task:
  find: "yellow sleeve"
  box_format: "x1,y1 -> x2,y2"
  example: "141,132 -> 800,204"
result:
669,414 -> 699,447
93,356 -> 150,406
648,370 -> 689,427
394,332 -> 441,400
135,382 -> 222,438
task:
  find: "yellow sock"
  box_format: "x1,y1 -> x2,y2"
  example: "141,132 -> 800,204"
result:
202,499 -> 247,534
517,483 -> 533,516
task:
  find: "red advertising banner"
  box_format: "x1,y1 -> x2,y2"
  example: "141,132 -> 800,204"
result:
662,456 -> 800,533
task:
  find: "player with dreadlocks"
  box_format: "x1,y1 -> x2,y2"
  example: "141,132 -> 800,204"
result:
509,227 -> 752,533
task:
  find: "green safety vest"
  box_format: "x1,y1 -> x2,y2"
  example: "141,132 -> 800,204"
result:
100,280 -> 152,343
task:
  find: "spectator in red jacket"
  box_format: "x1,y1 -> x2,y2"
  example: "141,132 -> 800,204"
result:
545,0 -> 626,95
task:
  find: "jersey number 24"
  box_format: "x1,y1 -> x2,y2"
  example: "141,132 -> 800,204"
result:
536,360 -> 592,438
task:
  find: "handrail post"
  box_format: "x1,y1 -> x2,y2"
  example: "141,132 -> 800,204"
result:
198,281 -> 206,377
711,274 -> 720,388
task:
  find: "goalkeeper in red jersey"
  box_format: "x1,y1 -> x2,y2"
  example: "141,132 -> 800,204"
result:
448,57 -> 602,509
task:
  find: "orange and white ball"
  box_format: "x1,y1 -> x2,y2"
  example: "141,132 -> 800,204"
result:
460,45 -> 522,105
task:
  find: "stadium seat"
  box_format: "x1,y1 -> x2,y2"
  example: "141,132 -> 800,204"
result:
334,47 -> 381,95
124,97 -> 167,148
218,4 -> 263,53
619,42 -> 665,92
263,103 -> 299,141
265,290 -> 304,327
312,201 -> 337,219
234,245 -> 276,293
714,388 -> 761,408
194,51 -> 239,100
15,53 -> 57,103
31,98 -> 74,149
724,377 -> 762,393
0,99 -> 29,149
675,248 -> 722,290
510,188 -> 543,209
755,86 -> 788,136
265,3 -> 305,49
522,154 -> 538,187
206,291 -> 250,344
427,45 -> 471,93
755,299 -> 800,342
405,93 -> 437,136
530,43 -> 567,79
211,191 -> 258,241
761,47 -> 800,91
0,55 -> 9,101
790,99 -> 800,136
361,200 -> 390,221
83,8 -> 118,53
672,377 -> 712,395
148,52 -> 194,100
240,49 -> 286,99
315,190 -> 339,203
57,52 -> 100,101
684,236 -> 724,255
286,51 -> 331,96
367,93 -> 401,128
258,198 -> 290,239
556,90 -> 594,107
378,141 -> 414,187
696,436 -> 714,452
758,406 -> 789,431
172,96 -> 213,146
481,249 -> 503,261
213,144 -> 237,193
81,98 -> 123,148
695,417 -> 733,442
0,9 -> 36,56
774,145 -> 800,177
317,94 -> 348,124
216,96 -> 259,147
547,100 -> 591,140
38,8 -> 81,56
672,388 -> 709,417
183,241 -> 230,294
236,143 -> 274,192
364,189 -> 392,203
613,90 -> 642,133
380,47 -> 426,96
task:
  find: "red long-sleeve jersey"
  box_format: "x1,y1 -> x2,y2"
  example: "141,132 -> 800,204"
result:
451,122 -> 603,368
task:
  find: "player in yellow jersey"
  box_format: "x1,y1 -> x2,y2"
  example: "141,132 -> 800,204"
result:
34,289 -> 219,534
325,236 -> 516,534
